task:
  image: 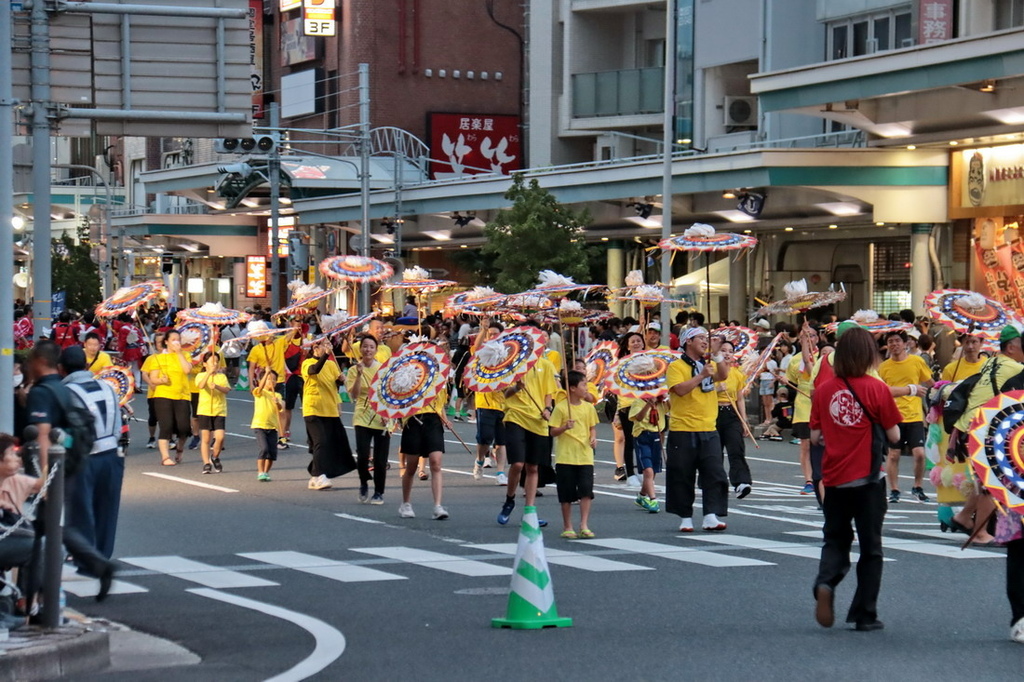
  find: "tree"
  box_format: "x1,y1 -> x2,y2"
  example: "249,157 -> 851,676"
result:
52,223 -> 102,314
481,174 -> 592,292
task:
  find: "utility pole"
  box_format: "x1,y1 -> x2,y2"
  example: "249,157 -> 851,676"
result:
0,0 -> 17,434
660,0 -> 677,344
358,63 -> 371,315
31,0 -> 53,333
269,102 -> 281,313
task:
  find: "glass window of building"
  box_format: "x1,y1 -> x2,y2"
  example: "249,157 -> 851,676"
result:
826,6 -> 913,60
995,0 -> 1024,29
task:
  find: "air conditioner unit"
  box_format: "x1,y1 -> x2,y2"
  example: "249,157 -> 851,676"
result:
723,96 -> 757,127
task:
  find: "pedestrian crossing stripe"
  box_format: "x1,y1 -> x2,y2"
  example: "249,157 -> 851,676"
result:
785,530 -> 1002,560
466,543 -> 655,573
120,556 -> 279,589
239,551 -> 408,583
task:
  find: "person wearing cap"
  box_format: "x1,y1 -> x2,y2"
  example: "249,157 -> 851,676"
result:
878,330 -> 934,504
665,326 -> 730,532
644,323 -> 670,351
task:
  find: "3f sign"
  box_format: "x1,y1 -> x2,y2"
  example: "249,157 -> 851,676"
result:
303,19 -> 335,35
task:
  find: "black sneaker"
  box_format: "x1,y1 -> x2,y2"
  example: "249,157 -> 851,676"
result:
497,497 -> 516,525
278,437 -> 290,450
146,437 -> 156,449
613,466 -> 626,481
188,435 -> 201,450
212,457 -> 223,473
888,489 -> 900,504
910,486 -> 929,502
202,463 -> 213,475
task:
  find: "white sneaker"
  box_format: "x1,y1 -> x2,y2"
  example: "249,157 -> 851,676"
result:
307,477 -> 318,490
702,513 -> 727,531
625,474 -> 642,489
473,461 -> 483,480
678,517 -> 694,532
1012,618 -> 1024,644
432,505 -> 449,520
483,456 -> 493,469
310,474 -> 332,491
735,483 -> 752,499
496,471 -> 508,486
398,502 -> 415,518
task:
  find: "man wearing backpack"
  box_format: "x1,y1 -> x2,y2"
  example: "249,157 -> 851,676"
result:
25,341 -> 117,605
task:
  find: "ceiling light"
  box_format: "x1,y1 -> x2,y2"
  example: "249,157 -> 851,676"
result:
279,197 -> 293,205
722,190 -> 737,199
460,244 -> 468,248
828,224 -> 838,229
743,229 -> 752,234
980,80 -> 996,93
678,138 -> 692,145
712,210 -> 756,223
876,221 -> 885,226
906,145 -> 916,150
784,227 -> 793,232
422,230 -> 452,241
817,202 -> 862,216
949,140 -> 959,146
600,237 -> 609,241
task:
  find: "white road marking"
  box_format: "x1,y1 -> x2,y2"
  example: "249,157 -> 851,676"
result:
335,513 -> 386,525
786,530 -> 1001,559
466,543 -> 654,572
141,472 -> 238,493
121,556 -> 278,588
189,587 -> 346,682
349,546 -> 512,577
240,551 -> 407,583
62,565 -> 148,597
578,537 -> 773,568
683,534 -> 828,560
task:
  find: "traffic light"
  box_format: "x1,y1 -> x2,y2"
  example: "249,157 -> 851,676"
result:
215,135 -> 276,154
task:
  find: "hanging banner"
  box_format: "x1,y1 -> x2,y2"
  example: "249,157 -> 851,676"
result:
974,217 -> 1022,311
250,0 -> 265,119
918,0 -> 953,45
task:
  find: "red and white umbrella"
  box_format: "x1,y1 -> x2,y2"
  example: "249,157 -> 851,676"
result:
369,342 -> 451,420
464,325 -> 548,394
95,280 -> 166,318
319,255 -> 394,283
604,350 -> 677,401
925,288 -> 1022,340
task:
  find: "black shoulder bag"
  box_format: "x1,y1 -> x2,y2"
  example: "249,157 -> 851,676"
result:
841,378 -> 887,484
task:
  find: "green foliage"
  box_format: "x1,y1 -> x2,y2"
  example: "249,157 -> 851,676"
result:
51,226 -> 101,314
481,175 -> 592,292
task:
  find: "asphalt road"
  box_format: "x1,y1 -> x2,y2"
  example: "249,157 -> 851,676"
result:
68,391 -> 1023,681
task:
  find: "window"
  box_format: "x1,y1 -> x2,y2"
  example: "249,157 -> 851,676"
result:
996,0 -> 1024,29
872,240 -> 911,312
826,7 -> 913,61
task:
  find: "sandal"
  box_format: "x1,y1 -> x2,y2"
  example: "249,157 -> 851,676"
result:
578,529 -> 595,539
161,458 -> 177,466
418,471 -> 428,481
559,530 -> 578,539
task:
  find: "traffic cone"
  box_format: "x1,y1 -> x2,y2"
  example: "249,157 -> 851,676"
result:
235,360 -> 249,391
492,506 -> 573,630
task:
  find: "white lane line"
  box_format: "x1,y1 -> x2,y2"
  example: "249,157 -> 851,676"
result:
225,431 -> 309,449
335,513 -> 386,525
240,551 -> 407,583
578,537 -> 774,568
683,534 -> 830,560
786,530 -> 1000,559
349,546 -> 512,577
62,566 -> 148,597
466,543 -> 654,573
141,472 -> 239,493
189,587 -> 346,682
121,556 -> 278,588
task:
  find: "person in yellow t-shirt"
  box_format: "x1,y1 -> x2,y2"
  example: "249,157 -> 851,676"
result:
940,333 -> 985,383
665,326 -> 730,532
301,339 -> 355,491
251,370 -> 283,481
715,341 -> 753,499
612,332 -> 647,486
786,323 -> 819,496
878,330 -> 935,504
145,329 -> 194,466
346,334 -> 390,504
628,395 -> 668,513
195,351 -> 231,474
83,332 -> 113,375
343,319 -> 393,365
471,319 -> 508,483
498,343 -> 559,526
140,331 -> 166,449
549,371 -> 599,539
399,362 -> 450,521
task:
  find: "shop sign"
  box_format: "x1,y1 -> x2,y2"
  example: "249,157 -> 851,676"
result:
973,217 -> 1024,311
280,0 -> 301,11
918,0 -> 953,45
250,0 -> 265,119
303,0 -> 336,37
428,113 -> 521,180
246,256 -> 268,298
958,144 -> 1024,210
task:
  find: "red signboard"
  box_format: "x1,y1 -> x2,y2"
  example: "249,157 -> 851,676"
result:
246,256 -> 268,298
918,0 -> 953,45
428,113 -> 521,180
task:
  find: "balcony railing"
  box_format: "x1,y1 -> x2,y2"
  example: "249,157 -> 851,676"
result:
572,67 -> 664,118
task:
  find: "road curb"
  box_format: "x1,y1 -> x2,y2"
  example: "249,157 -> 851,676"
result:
0,626 -> 110,682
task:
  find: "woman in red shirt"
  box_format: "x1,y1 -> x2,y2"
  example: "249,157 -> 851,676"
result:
809,326 -> 900,632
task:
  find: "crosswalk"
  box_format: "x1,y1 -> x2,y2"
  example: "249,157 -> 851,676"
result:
61,528 -> 1002,599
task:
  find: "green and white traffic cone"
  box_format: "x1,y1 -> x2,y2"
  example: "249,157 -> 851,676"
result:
492,505 -> 573,630
235,359 -> 249,391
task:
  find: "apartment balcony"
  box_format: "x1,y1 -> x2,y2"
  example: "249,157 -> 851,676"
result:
571,67 -> 664,127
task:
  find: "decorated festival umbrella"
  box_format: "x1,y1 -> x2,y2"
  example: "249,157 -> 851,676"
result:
368,341 -> 452,421
604,350 -> 677,401
444,287 -> 507,316
585,341 -> 620,390
95,365 -> 136,407
319,255 -> 394,284
308,312 -> 376,344
178,322 -> 215,360
95,280 -> 167,319
967,390 -> 1024,512
521,270 -> 606,300
177,302 -> 251,327
711,325 -> 760,359
822,310 -> 912,336
538,304 -> 613,328
464,325 -> 548,394
273,281 -> 335,320
659,223 -> 758,323
753,279 -> 846,319
383,265 -> 457,293
222,320 -> 292,352
741,332 -> 785,393
925,289 -> 1021,340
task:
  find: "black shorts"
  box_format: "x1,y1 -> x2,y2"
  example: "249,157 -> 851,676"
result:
892,422 -> 925,451
556,463 -> 594,503
504,421 -> 551,467
401,413 -> 445,457
475,408 -> 506,447
190,392 -> 199,416
197,415 -> 226,432
255,428 -> 278,461
153,397 -> 192,441
791,422 -> 810,440
284,374 -> 303,411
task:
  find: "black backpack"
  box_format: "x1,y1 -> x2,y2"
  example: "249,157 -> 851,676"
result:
39,382 -> 95,477
942,360 -> 1000,434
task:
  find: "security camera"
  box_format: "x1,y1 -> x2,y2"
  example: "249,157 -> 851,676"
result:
216,162 -> 253,176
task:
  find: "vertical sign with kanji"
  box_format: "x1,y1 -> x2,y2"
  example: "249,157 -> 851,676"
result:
918,0 -> 953,45
246,256 -> 268,298
250,0 -> 265,119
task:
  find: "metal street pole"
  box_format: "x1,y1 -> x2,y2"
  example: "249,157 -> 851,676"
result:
0,0 -> 16,434
358,63 -> 371,315
53,164 -> 114,298
269,102 -> 281,313
30,0 -> 53,334
660,0 -> 676,345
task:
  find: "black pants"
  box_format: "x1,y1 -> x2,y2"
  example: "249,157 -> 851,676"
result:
716,406 -> 751,487
1008,538 -> 1024,626
665,430 -> 728,518
355,426 -> 390,495
618,407 -> 635,477
814,479 -> 887,625
304,415 -> 355,479
152,397 -> 191,441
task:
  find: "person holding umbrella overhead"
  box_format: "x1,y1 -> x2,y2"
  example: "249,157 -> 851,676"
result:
301,339 -> 355,491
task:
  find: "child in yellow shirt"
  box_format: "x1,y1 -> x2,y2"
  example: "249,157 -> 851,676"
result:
549,371 -> 599,539
628,396 -> 669,513
251,370 -> 283,481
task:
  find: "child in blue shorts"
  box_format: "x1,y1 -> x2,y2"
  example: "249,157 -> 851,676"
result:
628,396 -> 668,513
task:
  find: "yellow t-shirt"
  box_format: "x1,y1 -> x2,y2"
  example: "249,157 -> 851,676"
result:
195,371 -> 230,417
954,355 -> 1024,432
141,354 -> 159,399
666,358 -> 719,432
247,337 -> 290,379
301,356 -> 342,418
189,347 -> 225,394
878,354 -> 933,423
251,387 -> 282,430
787,356 -> 815,424
503,357 -> 558,436
148,352 -> 192,401
346,361 -> 386,430
545,349 -> 563,373
550,399 -> 598,466
716,367 -> 746,405
86,351 -> 113,375
475,388 -> 505,412
941,357 -> 986,383
628,399 -> 668,437
413,387 -> 448,418
348,340 -> 393,365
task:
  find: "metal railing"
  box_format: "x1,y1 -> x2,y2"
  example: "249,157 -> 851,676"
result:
572,67 -> 664,118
